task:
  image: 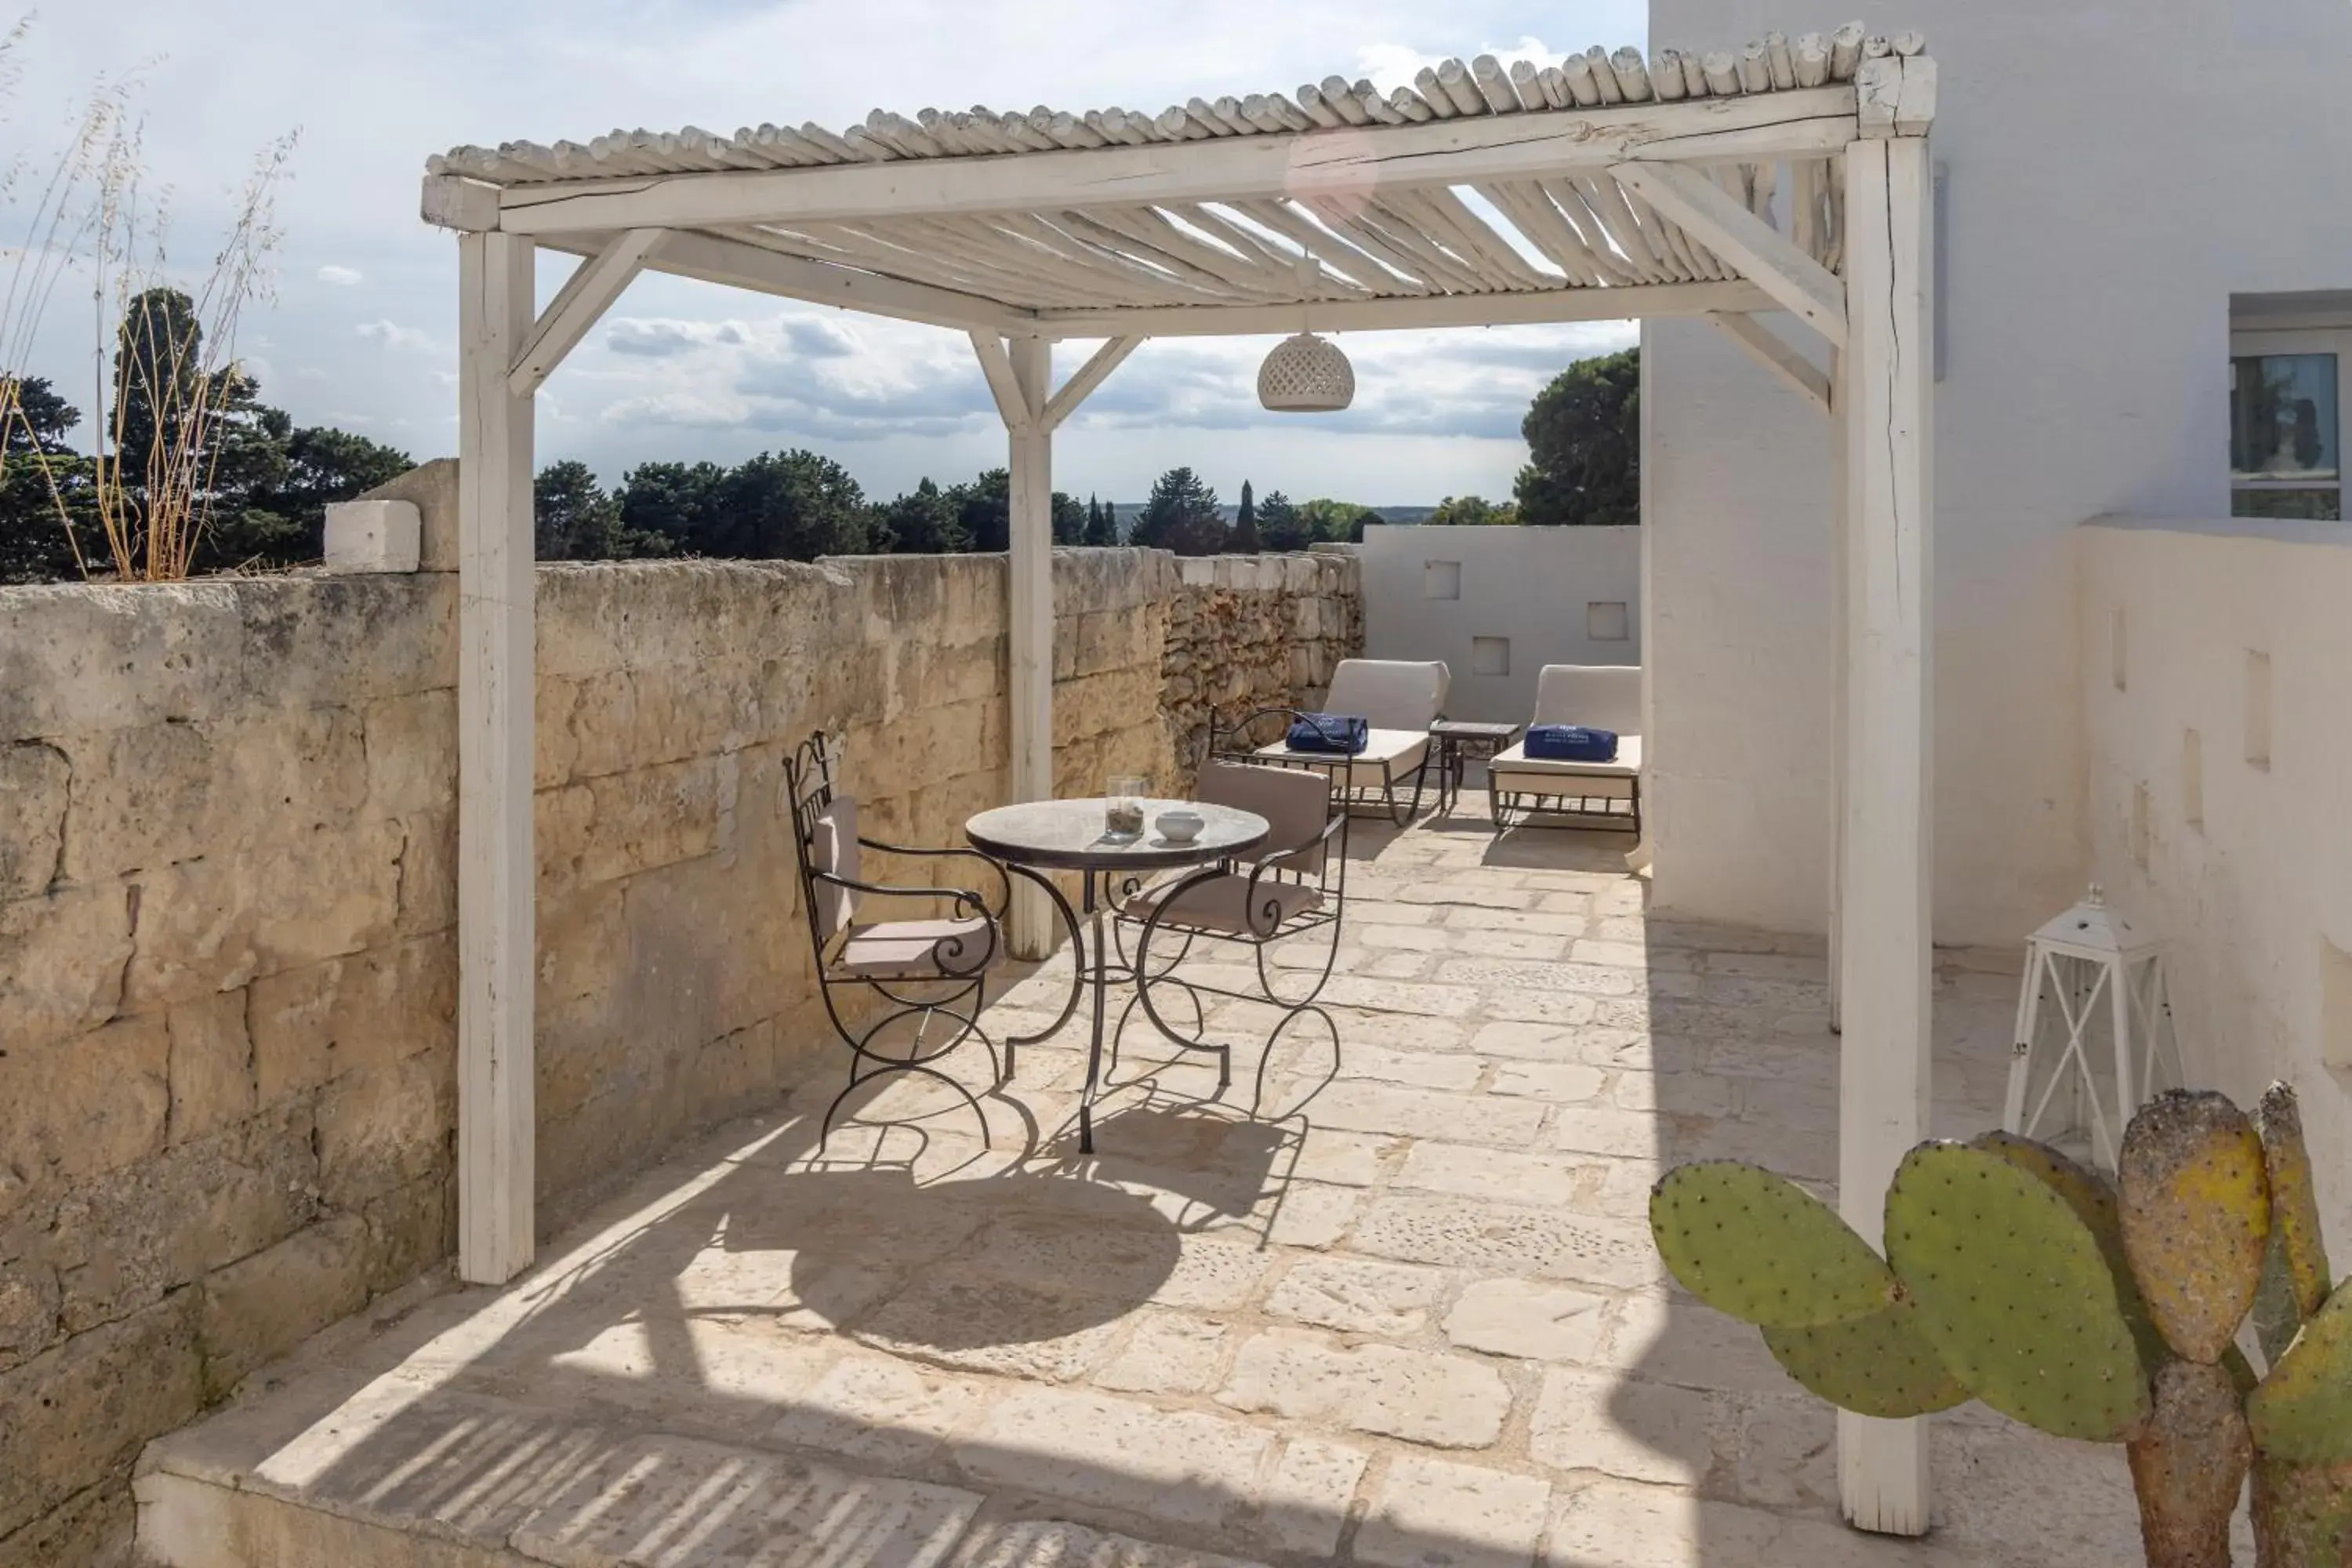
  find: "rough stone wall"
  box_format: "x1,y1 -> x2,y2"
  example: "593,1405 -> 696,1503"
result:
1160,552 -> 1364,776
0,546 -> 1186,1567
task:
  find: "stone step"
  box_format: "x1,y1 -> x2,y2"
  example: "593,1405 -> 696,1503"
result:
136,1381 -> 1277,1568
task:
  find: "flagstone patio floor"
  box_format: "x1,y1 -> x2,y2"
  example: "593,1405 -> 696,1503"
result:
136,804 -> 2158,1568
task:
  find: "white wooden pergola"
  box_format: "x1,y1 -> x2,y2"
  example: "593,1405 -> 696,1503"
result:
422,26 -> 1937,1532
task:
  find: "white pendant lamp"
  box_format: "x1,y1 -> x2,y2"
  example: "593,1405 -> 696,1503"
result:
1257,331 -> 1355,412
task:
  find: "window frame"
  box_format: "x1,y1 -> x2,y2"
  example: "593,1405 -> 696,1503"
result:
2230,324 -> 2347,521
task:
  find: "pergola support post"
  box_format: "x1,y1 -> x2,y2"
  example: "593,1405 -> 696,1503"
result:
456,231 -> 539,1285
1835,132 -> 1936,1534
1004,335 -> 1055,958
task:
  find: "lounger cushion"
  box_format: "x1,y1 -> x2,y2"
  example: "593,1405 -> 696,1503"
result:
1254,728 -> 1430,777
1323,659 -> 1450,731
1489,734 -> 1645,783
1127,875 -> 1323,937
834,916 -> 1000,978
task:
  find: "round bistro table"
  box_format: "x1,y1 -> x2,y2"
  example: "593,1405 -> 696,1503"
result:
966,797 -> 1269,1153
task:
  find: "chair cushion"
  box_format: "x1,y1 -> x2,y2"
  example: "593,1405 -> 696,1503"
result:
834,916 -> 999,979
811,797 -> 859,937
1489,734 -> 1644,781
1127,875 -> 1323,937
1196,760 -> 1334,874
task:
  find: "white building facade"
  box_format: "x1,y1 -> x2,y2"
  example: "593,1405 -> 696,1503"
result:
1644,0 -> 2352,1231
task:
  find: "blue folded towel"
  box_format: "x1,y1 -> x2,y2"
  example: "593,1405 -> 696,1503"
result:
1526,724 -> 1618,762
1286,713 -> 1370,754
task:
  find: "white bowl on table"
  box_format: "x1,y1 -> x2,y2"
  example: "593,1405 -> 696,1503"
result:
1155,808 -> 1204,844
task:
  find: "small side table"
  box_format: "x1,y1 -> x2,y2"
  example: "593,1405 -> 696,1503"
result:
1428,720 -> 1523,818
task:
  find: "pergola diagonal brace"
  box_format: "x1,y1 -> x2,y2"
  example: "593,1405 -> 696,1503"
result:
1612,162 -> 1847,349
1706,311 -> 1833,412
1040,336 -> 1143,434
971,332 -> 1040,434
508,228 -> 666,397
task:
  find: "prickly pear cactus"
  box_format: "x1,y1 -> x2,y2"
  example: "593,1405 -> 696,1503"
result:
1972,1130 -> 2170,1377
2253,1457 -> 2352,1568
1649,1162 -> 1894,1329
1761,1297 -> 1969,1420
2118,1090 -> 2271,1366
2127,1359 -> 2251,1568
1886,1142 -> 2151,1441
2249,1287 -> 2352,1466
2257,1083 -> 2332,1323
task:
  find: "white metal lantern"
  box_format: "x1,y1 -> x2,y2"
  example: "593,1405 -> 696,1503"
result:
1257,331 -> 1355,412
2002,884 -> 2187,1170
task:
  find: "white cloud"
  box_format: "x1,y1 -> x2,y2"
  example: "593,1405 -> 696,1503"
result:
3,0 -> 1649,499
357,320 -> 434,352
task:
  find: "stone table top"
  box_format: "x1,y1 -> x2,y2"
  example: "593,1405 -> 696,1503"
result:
965,797 -> 1267,872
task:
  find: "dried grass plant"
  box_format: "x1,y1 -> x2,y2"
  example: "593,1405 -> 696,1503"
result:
2,13 -> 296,581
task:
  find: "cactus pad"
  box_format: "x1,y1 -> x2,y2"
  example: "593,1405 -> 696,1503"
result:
2126,1359 -> 2252,1568
2249,1287 -> 2352,1465
2259,1082 -> 2333,1322
1650,1162 -> 1893,1329
1971,1130 -> 2169,1377
2118,1090 -> 2271,1364
1886,1142 -> 2151,1441
1762,1296 -> 1970,1420
2252,1457 -> 2352,1568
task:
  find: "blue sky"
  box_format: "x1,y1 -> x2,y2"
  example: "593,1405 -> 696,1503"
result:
8,0 -> 1646,503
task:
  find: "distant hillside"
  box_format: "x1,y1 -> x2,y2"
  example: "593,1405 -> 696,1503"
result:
1107,503 -> 1436,535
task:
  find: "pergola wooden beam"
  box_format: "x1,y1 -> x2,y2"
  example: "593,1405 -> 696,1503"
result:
539,228 -> 1034,335
1041,336 -> 1142,433
1036,279 -> 1775,339
1705,310 -> 1833,410
456,230 -> 537,1287
1833,132 -> 1936,1537
481,89 -> 1859,236
1612,160 -> 1848,347
509,228 -> 666,397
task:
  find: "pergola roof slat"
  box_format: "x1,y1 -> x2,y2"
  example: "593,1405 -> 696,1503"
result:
426,28 -> 1923,340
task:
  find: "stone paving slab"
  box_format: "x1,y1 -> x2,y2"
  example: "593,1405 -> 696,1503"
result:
139,798 -> 2155,1568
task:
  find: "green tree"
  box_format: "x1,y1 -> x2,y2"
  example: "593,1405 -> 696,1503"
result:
1515,346 -> 1639,526
1296,498 -> 1378,543
1052,489 -> 1087,546
618,459 -> 728,554
2,376 -> 94,582
1083,495 -> 1117,546
876,477 -> 968,554
1132,466 -> 1225,555
1257,488 -> 1308,552
706,449 -> 872,560
3,376 -> 80,455
1428,494 -> 1521,527
953,468 -> 1011,552
1229,478 -> 1261,553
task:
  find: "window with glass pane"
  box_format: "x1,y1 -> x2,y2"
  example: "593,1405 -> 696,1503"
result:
2232,349 -> 2341,519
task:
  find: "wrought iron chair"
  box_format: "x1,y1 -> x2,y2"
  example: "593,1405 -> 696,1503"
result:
1112,735 -> 1351,1106
1239,658 -> 1450,824
784,732 -> 1074,1145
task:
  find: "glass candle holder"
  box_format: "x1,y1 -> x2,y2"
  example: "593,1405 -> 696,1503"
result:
1105,775 -> 1147,840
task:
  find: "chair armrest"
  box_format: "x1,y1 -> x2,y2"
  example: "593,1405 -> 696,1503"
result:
810,870 -> 992,924
857,840 -> 1013,916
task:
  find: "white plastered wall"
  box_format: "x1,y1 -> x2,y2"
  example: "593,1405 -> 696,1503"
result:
1644,0 -> 2352,946
1359,524 -> 1642,724
2078,517 -> 2352,1244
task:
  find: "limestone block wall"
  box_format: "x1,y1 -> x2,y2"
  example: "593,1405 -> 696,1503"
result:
0,541 -> 1345,1566
1160,552 -> 1363,777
